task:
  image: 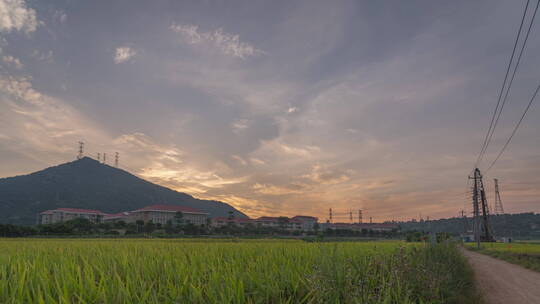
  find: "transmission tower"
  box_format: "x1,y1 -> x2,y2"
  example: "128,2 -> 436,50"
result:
97,153 -> 101,162
329,208 -> 333,223
103,153 -> 107,164
494,179 -> 505,215
358,209 -> 363,224
349,210 -> 353,223
469,168 -> 495,247
77,141 -> 84,160
115,152 -> 119,167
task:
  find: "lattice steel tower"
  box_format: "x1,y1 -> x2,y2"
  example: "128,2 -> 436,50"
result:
493,179 -> 505,215
469,168 -> 495,246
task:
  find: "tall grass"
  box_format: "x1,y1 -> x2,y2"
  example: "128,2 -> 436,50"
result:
466,242 -> 540,272
0,239 -> 478,303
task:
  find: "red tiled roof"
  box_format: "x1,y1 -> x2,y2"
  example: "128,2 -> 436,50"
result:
291,215 -> 318,221
254,216 -> 302,223
132,205 -> 206,214
212,217 -> 252,223
255,216 -> 281,221
104,212 -> 130,218
52,208 -> 106,215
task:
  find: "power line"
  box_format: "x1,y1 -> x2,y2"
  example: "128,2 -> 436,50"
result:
479,0 -> 540,168
485,81 -> 540,172
474,0 -> 531,168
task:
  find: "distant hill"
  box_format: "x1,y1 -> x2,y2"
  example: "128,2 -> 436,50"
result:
0,157 -> 247,225
399,212 -> 540,239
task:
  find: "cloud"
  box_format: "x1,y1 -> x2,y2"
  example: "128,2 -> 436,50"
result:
287,106 -> 298,114
252,183 -> 304,195
0,0 -> 38,33
170,23 -> 263,58
114,46 -> 136,64
2,55 -> 22,69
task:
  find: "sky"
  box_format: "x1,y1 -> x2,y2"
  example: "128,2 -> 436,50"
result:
0,0 -> 539,222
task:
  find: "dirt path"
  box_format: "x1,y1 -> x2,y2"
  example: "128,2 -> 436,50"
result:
462,249 -> 540,304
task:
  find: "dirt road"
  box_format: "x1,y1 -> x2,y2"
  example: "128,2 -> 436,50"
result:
462,249 -> 540,304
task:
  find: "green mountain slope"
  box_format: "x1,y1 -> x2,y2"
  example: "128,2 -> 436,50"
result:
0,157 -> 247,225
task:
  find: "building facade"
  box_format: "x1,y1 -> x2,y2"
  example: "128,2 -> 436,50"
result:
39,208 -> 105,224
127,205 -> 208,226
291,216 -> 319,231
211,217 -> 253,228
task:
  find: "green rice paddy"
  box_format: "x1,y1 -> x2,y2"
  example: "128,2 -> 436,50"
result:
0,239 -> 477,303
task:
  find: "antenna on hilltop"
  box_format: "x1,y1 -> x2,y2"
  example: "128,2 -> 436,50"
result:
77,141 -> 84,160
115,152 -> 119,167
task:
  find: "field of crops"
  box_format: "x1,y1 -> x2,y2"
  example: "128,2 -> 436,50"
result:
0,239 -> 477,303
466,242 -> 540,272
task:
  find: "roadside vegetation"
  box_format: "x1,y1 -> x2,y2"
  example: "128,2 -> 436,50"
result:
0,239 -> 479,303
466,242 -> 540,272
0,218 -> 400,239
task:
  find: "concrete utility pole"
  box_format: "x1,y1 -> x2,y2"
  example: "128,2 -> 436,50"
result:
329,208 -> 333,223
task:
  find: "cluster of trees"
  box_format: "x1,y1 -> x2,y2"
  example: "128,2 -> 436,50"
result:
405,231 -> 451,242
1,217 -> 401,238
399,212 -> 540,239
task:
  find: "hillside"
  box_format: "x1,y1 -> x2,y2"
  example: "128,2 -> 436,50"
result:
0,157 -> 247,225
399,212 -> 540,239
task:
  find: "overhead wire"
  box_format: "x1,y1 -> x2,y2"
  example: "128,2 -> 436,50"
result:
474,0 -> 531,169
485,81 -> 540,172
479,0 -> 540,169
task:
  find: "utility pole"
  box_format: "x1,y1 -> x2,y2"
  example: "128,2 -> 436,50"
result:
77,141 -> 84,160
494,179 -> 505,215
115,152 -> 119,167
460,209 -> 467,234
470,168 -> 494,248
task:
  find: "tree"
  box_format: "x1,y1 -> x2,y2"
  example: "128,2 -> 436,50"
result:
144,221 -> 156,233
278,217 -> 289,230
135,220 -> 144,233
174,211 -> 184,227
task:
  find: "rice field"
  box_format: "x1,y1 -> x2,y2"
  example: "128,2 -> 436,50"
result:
0,239 -> 477,303
466,242 -> 540,272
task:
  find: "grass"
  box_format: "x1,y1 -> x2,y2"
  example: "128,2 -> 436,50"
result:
0,239 -> 479,303
465,242 -> 540,272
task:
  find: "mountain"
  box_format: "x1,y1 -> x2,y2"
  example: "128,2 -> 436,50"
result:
0,157 -> 247,225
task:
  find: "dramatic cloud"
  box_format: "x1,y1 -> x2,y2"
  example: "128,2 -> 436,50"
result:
2,55 -> 22,69
114,46 -> 136,64
0,1 -> 539,221
170,23 -> 263,58
0,0 -> 37,33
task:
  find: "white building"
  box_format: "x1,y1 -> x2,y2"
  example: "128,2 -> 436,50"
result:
291,216 -> 319,231
103,212 -> 131,223
253,216 -> 303,231
39,208 -> 106,224
127,205 -> 208,226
